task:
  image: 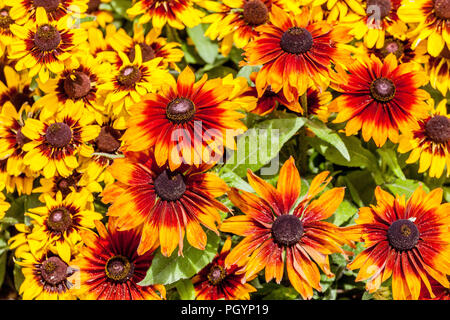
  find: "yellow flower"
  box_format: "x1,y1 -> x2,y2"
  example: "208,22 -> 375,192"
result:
0,192 -> 10,220
8,0 -> 88,22
25,190 -> 103,263
426,44 -> 450,96
15,244 -> 80,300
21,101 -> 100,178
0,65 -> 35,111
398,99 -> 450,178
8,7 -> 87,83
80,0 -> 114,28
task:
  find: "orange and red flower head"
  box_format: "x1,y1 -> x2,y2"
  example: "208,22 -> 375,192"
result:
192,238 -> 257,300
122,66 -> 247,170
220,157 -> 352,299
242,5 -> 352,104
345,186 -> 450,300
330,54 -> 430,147
75,219 -> 166,300
101,152 -> 230,257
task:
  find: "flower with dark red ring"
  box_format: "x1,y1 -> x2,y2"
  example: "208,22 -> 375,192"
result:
9,7 -> 87,83
220,157 -> 353,299
242,5 -> 353,103
192,238 -> 257,300
101,152 -> 230,257
75,219 -> 166,300
419,277 -> 450,300
8,0 -> 88,22
345,186 -> 450,300
330,54 -> 430,147
122,66 -> 247,170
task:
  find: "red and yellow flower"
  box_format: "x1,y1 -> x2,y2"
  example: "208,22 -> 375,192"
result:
220,157 -> 352,299
9,0 -> 88,22
330,54 -> 430,147
126,0 -> 204,30
101,153 -> 230,257
398,99 -> 450,178
121,66 -> 247,170
74,219 -> 166,300
9,7 -> 87,83
345,186 -> 450,300
243,5 -> 352,103
192,237 -> 257,300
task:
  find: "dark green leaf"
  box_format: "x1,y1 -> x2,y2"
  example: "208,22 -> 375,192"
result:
186,24 -> 218,64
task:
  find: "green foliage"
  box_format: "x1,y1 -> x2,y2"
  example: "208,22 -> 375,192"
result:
139,231 -> 220,286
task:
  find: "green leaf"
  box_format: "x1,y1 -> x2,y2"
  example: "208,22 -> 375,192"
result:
377,148 -> 406,179
219,168 -> 254,193
138,231 -> 219,286
305,119 -> 350,161
13,263 -> 24,293
110,0 -> 132,17
0,252 -> 6,288
332,200 -> 358,226
175,279 -> 196,300
186,24 -> 218,64
362,291 -> 374,300
221,115 -> 306,177
385,179 -> 430,198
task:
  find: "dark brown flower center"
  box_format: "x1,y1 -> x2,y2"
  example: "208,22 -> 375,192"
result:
33,0 -> 60,12
166,97 -> 196,123
242,0 -> 269,26
45,122 -> 72,148
380,39 -> 404,59
425,115 -> 450,144
40,256 -> 70,285
271,214 -> 304,247
47,208 -> 72,233
153,170 -> 186,201
105,255 -> 134,282
55,173 -> 81,196
63,71 -> 91,99
207,265 -> 226,286
117,65 -> 141,87
440,45 -> 450,59
367,0 -> 392,19
0,8 -> 13,29
434,0 -> 450,19
95,126 -> 121,153
86,0 -> 101,13
34,24 -> 61,52
280,27 -> 313,55
10,91 -> 33,110
370,77 -> 396,102
387,219 -> 420,251
128,43 -> 156,63
15,127 -> 30,147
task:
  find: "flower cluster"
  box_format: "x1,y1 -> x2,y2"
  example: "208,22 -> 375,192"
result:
0,0 -> 448,301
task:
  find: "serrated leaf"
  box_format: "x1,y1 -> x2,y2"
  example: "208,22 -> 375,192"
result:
138,231 -> 219,286
306,119 -> 350,161
186,24 -> 218,64
221,116 -> 306,177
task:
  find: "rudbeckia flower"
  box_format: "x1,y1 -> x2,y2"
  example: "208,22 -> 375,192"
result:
0,1 -> 26,57
15,245 -> 79,300
398,99 -> 450,178
97,45 -> 169,118
345,186 -> 450,300
34,54 -> 110,121
200,0 -> 297,56
243,5 -> 352,103
108,24 -> 184,71
419,277 -> 450,300
398,0 -> 450,57
0,158 -> 35,195
25,191 -> 103,262
330,54 -> 430,147
344,0 -> 407,49
74,219 -> 166,300
0,65 -> 35,111
8,0 -> 88,22
364,35 -> 428,64
121,66 -> 247,170
81,0 -> 113,28
220,157 -> 352,299
9,7 -> 87,83
126,0 -> 204,30
101,153 -> 230,257
20,101 -> 100,178
427,44 -> 450,95
303,0 -> 366,22
192,237 -> 257,300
